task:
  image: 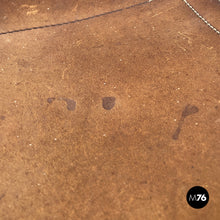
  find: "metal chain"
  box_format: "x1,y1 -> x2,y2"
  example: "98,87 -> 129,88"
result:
182,0 -> 220,35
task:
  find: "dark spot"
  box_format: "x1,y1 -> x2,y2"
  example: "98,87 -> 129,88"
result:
191,166 -> 194,169
17,58 -> 28,67
172,104 -> 199,140
47,97 -> 55,103
172,127 -> 181,140
102,97 -> 116,110
140,180 -> 147,184
0,193 -> 5,201
0,115 -> 5,120
181,104 -> 199,117
63,98 -> 76,111
215,106 -> 218,109
163,204 -> 168,210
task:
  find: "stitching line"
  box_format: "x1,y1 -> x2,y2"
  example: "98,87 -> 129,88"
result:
0,0 -> 153,36
182,0 -> 220,35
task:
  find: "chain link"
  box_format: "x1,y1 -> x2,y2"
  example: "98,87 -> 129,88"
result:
182,0 -> 220,35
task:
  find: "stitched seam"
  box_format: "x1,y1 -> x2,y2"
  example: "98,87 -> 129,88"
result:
0,0 -> 154,36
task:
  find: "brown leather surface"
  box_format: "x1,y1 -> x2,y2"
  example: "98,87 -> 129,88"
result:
0,0 -> 220,219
